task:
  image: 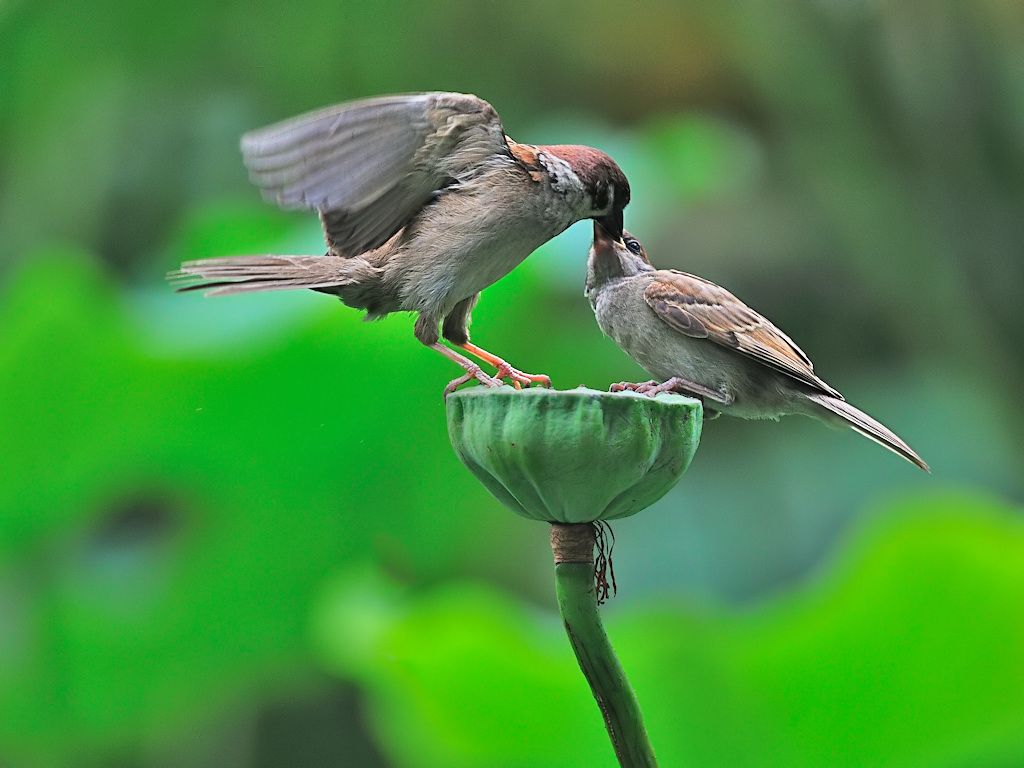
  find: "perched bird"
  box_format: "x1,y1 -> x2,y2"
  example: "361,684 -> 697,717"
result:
171,92 -> 630,395
585,224 -> 929,471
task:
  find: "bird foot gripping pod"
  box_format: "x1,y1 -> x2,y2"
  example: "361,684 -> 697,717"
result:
446,386 -> 702,768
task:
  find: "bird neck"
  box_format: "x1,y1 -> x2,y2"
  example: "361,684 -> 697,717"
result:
586,248 -> 653,297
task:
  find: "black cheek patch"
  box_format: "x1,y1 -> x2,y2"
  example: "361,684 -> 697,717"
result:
592,184 -> 609,212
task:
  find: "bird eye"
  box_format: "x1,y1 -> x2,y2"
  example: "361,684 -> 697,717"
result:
625,238 -> 642,254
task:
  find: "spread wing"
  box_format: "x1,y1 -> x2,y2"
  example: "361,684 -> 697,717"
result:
644,270 -> 842,398
241,92 -> 509,256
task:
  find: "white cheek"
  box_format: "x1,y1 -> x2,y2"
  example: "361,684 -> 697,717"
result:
541,154 -> 584,197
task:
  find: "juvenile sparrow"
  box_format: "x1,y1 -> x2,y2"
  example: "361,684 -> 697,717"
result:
171,92 -> 630,396
585,225 -> 929,471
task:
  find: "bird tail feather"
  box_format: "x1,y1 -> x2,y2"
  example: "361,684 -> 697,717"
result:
805,393 -> 930,472
168,255 -> 379,298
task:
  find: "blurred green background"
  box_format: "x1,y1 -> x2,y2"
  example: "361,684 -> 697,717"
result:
3,0 -> 1023,765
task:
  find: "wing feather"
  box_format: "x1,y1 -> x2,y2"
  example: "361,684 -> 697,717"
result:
644,270 -> 842,398
241,92 -> 508,256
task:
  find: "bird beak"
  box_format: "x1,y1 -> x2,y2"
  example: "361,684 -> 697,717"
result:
596,209 -> 624,241
592,219 -> 621,251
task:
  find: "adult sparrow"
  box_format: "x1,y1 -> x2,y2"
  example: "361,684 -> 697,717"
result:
171,92 -> 630,396
585,224 -> 929,471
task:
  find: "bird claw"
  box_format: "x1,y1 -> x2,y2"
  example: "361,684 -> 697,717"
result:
492,363 -> 551,390
443,365 -> 505,399
610,380 -> 661,394
610,379 -> 689,397
612,377 -> 733,405
455,342 -> 551,391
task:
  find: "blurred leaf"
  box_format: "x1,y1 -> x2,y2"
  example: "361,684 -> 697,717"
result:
0,250 -> 538,765
642,113 -> 764,202
314,573 -> 616,768
316,492 -> 1024,768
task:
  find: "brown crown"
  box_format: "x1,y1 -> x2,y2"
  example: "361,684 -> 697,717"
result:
539,145 -> 631,210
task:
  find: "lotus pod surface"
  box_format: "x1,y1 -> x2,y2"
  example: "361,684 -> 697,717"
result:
446,387 -> 702,523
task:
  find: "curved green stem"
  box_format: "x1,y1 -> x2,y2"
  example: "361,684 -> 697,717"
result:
551,523 -> 658,768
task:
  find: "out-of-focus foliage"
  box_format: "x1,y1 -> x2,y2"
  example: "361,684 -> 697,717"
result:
2,0 -> 1023,765
0,250 -> 533,765
315,494 -> 1024,768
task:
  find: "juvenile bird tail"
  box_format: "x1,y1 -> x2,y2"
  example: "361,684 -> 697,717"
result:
169,255 -> 379,298
805,393 -> 930,472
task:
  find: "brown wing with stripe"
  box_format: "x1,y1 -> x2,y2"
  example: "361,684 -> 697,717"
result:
643,270 -> 843,399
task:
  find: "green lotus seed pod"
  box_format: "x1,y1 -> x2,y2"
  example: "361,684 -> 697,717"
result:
446,387 -> 702,523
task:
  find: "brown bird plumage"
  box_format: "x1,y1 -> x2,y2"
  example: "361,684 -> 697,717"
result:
171,92 -> 630,395
643,275 -> 843,400
586,225 -> 929,472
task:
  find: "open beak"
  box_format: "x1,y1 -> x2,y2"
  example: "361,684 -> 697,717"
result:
592,219 -> 621,251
